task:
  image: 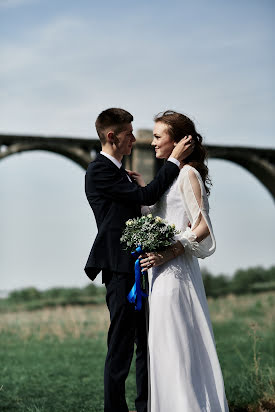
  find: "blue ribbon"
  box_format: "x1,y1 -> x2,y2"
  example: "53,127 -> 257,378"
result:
127,245 -> 148,311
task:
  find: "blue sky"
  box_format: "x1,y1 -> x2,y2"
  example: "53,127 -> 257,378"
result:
0,0 -> 274,291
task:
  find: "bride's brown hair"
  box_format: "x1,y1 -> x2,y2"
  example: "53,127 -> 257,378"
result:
154,110 -> 212,195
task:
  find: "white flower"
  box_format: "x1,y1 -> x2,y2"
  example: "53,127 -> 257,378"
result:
155,216 -> 163,223
126,220 -> 133,226
148,214 -> 152,218
171,224 -> 175,229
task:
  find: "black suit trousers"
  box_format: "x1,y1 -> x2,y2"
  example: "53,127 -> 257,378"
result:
104,271 -> 148,412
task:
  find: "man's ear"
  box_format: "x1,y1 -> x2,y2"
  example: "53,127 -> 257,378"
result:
106,130 -> 115,143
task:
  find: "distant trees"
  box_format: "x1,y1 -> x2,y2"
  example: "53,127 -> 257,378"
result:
202,265 -> 275,298
9,287 -> 42,302
4,284 -> 106,310
201,269 -> 230,298
4,265 -> 275,310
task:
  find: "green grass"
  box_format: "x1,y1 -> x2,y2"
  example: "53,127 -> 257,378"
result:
0,293 -> 275,411
0,336 -> 106,412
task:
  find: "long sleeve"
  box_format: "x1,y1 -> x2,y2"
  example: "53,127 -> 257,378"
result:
175,165 -> 216,259
86,158 -> 179,207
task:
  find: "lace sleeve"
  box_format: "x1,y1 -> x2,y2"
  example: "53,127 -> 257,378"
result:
175,166 -> 216,259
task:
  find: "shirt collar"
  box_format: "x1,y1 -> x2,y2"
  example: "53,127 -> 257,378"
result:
100,151 -> 122,169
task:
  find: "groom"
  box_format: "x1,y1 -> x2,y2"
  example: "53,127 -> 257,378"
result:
84,108 -> 193,412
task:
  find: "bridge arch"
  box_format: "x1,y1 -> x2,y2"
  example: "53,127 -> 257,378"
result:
1,132 -> 275,202
200,157 -> 275,274
0,135 -> 100,170
206,145 -> 275,202
0,135 -> 274,289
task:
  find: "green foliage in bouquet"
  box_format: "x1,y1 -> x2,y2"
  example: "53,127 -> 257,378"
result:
120,214 -> 179,252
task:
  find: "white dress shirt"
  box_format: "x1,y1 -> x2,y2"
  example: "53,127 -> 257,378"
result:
100,151 -> 132,182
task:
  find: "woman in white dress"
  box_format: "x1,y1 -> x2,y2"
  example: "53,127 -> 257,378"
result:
135,111 -> 229,412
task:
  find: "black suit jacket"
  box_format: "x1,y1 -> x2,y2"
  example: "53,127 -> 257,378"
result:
84,153 -> 179,281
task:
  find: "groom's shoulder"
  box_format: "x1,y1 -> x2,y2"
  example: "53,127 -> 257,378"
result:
86,154 -> 112,175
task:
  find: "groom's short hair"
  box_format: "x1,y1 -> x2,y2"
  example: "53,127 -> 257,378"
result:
95,108 -> 133,144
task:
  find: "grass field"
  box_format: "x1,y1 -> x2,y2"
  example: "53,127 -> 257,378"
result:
0,292 -> 274,412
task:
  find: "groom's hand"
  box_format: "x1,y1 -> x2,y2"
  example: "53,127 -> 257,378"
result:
126,170 -> 146,187
170,135 -> 194,162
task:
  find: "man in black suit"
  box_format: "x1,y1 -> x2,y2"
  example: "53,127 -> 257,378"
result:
85,108 -> 193,412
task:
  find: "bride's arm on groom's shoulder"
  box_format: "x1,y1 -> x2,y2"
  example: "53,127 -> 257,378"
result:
86,159 -> 179,206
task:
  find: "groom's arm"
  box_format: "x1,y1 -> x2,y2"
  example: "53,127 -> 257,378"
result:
86,160 -> 179,206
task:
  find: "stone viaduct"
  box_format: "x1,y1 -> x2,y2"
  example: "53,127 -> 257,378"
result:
0,131 -> 274,201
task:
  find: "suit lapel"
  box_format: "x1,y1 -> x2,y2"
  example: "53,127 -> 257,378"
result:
96,153 -> 133,183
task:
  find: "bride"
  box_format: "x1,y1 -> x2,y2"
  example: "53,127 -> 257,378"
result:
132,111 -> 229,412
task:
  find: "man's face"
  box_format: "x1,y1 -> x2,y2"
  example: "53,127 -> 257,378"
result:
113,123 -> 136,156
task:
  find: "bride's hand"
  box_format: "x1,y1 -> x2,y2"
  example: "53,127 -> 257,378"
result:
126,170 -> 146,187
140,242 -> 185,271
170,135 -> 194,162
140,252 -> 167,271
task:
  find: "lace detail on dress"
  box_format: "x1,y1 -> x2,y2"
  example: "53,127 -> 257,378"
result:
174,227 -> 201,256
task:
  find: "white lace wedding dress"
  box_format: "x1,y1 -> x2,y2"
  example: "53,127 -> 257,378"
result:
145,165 -> 229,412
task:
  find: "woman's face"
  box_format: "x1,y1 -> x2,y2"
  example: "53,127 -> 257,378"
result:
152,122 -> 174,159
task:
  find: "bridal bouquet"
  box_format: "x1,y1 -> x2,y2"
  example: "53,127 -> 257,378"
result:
120,214 -> 179,252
